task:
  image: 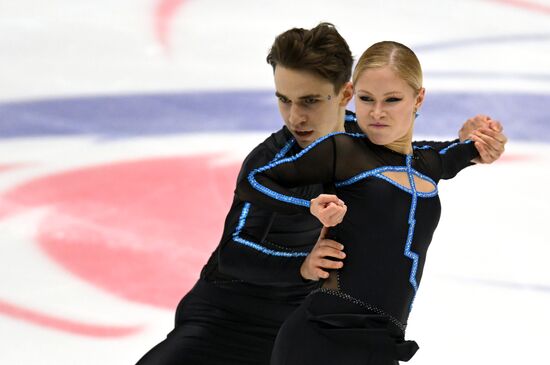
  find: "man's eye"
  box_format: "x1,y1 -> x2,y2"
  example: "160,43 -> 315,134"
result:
386,97 -> 402,103
278,97 -> 290,104
304,98 -> 319,105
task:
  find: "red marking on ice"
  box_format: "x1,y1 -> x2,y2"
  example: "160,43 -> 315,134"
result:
0,299 -> 142,337
0,163 -> 27,173
496,153 -> 533,162
155,0 -> 186,51
489,0 -> 550,14
0,164 -> 34,218
1,155 -> 239,309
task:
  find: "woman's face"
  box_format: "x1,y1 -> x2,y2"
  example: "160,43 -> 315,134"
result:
354,66 -> 424,146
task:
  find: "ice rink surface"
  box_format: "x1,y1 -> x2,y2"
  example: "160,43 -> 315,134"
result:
0,0 -> 549,363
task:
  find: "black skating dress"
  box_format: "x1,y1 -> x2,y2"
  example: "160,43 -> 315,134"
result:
237,129 -> 478,365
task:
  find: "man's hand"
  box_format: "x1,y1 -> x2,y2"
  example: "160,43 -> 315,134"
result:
300,227 -> 345,281
459,115 -> 507,164
459,114 -> 491,141
310,194 -> 347,227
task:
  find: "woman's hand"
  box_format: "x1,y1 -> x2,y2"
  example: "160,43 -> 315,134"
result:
310,194 -> 347,227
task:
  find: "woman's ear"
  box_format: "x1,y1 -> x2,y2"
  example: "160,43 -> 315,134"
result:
415,87 -> 426,110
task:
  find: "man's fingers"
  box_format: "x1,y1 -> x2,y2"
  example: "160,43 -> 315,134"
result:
316,269 -> 330,280
488,120 -> 503,133
459,115 -> 496,141
469,115 -> 490,126
319,226 -> 329,239
317,258 -> 344,270
474,131 -> 505,156
314,245 -> 346,259
475,127 -> 507,143
474,140 -> 489,161
471,129 -> 506,162
471,127 -> 508,153
318,238 -> 344,251
472,137 -> 500,163
463,114 -> 490,128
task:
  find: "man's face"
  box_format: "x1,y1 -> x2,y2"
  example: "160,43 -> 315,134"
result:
274,66 -> 346,148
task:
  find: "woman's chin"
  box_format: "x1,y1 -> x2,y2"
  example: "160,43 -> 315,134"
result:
366,134 -> 388,146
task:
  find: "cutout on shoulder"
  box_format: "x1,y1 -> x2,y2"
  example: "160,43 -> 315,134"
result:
381,171 -> 437,193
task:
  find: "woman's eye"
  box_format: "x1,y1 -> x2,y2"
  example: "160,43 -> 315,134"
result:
386,97 -> 402,103
359,96 -> 373,102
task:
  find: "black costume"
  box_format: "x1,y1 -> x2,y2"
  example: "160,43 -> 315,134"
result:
237,128 -> 478,364
136,113 -> 464,365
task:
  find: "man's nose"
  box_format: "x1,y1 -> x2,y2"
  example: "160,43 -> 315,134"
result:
288,103 -> 306,125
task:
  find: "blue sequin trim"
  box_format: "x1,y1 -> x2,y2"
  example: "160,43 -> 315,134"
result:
439,139 -> 473,155
232,139 -> 309,257
336,166 -> 407,188
234,201 -> 251,234
345,113 -> 357,123
336,165 -> 438,197
412,145 -> 433,151
273,138 -> 295,161
232,236 -> 308,257
411,170 -> 438,197
404,155 -> 420,311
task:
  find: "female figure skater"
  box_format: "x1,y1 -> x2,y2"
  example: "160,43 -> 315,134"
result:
238,41 -> 488,364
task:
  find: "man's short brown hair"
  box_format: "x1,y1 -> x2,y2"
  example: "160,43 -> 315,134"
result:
266,22 -> 353,93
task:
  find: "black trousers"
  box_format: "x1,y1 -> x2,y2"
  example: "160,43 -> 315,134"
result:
136,280 -> 296,365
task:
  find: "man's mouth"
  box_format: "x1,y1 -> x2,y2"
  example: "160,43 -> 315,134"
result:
294,130 -> 314,138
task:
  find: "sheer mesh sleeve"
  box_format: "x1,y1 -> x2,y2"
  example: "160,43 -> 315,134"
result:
236,132 -> 366,215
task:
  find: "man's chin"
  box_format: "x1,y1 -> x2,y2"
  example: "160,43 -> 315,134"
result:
292,132 -> 317,147
296,136 -> 318,148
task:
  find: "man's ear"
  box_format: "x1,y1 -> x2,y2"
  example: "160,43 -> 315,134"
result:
339,82 -> 354,106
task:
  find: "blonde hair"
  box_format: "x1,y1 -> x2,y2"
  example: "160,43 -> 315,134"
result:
352,41 -> 423,94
